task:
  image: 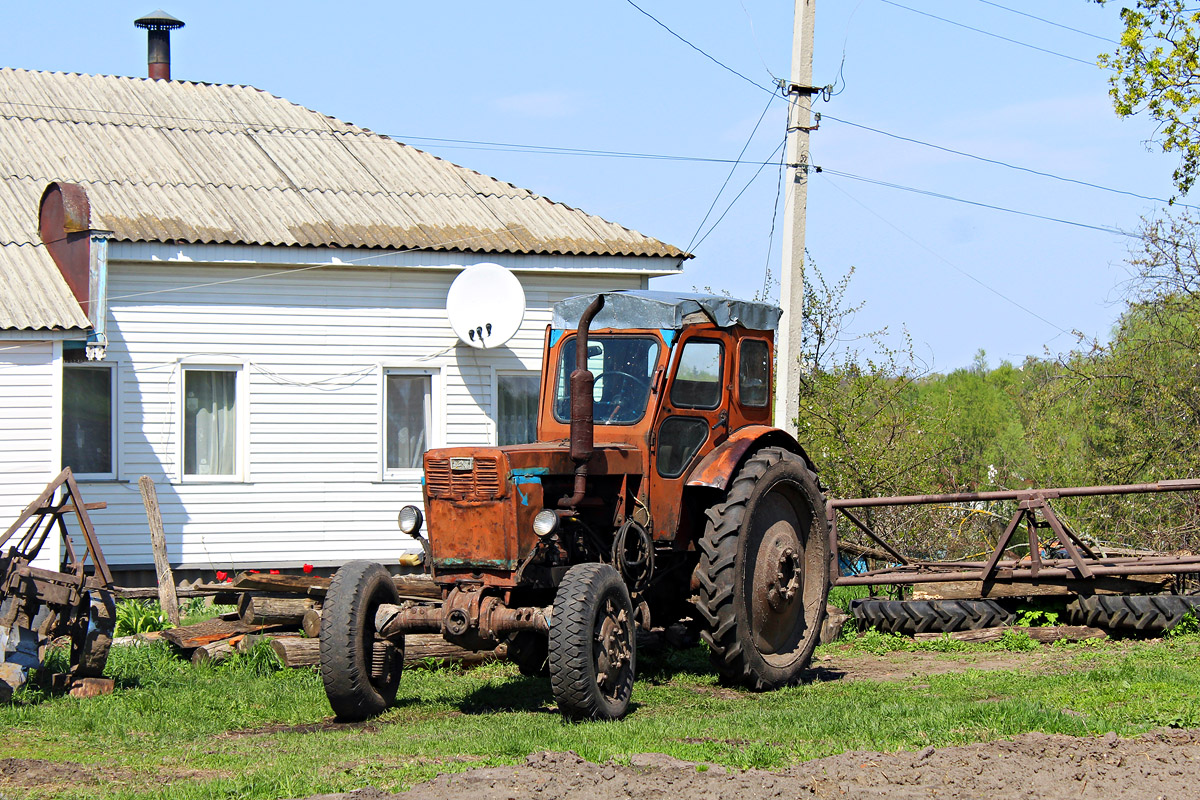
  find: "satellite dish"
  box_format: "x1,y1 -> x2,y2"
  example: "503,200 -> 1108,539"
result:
446,263 -> 526,349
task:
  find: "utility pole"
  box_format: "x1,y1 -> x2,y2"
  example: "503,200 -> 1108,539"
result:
774,0 -> 816,435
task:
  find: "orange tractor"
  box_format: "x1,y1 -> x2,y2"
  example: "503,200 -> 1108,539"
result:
319,291 -> 830,720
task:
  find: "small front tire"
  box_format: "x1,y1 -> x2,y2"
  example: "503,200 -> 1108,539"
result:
548,563 -> 636,720
320,561 -> 403,721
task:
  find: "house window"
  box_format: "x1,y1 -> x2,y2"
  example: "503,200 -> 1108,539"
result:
62,364 -> 115,477
183,367 -> 239,477
385,372 -> 432,473
498,372 -> 539,446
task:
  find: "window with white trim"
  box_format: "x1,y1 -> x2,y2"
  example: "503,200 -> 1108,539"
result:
183,366 -> 240,478
62,362 -> 116,478
384,371 -> 433,476
497,372 -> 538,446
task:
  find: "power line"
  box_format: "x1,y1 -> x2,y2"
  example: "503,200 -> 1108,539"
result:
620,0 -> 777,96
818,166 -> 1135,237
971,0 -> 1117,44
687,93 -> 778,252
820,173 -> 1072,336
876,0 -> 1104,68
692,137 -> 787,252
820,113 -> 1200,211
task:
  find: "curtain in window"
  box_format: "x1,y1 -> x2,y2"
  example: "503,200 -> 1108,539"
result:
498,374 -> 538,446
185,370 -> 236,475
387,374 -> 431,470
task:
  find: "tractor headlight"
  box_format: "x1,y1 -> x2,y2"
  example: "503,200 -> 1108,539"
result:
397,505 -> 424,537
532,509 -> 560,539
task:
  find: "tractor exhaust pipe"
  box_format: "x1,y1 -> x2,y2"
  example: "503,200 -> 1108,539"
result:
559,294 -> 605,509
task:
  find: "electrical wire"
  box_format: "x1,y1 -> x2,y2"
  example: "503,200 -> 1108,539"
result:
819,172 -> 1072,335
692,137 -> 787,251
821,113 -> 1200,211
687,92 -> 778,253
971,0 -> 1117,44
819,166 -> 1134,237
876,0 -> 1105,68
620,0 -> 777,96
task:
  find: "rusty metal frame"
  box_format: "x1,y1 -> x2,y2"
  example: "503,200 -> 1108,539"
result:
826,479 -> 1200,590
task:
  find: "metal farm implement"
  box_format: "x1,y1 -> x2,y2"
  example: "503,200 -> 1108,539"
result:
0,468 -> 116,698
830,480 -> 1200,635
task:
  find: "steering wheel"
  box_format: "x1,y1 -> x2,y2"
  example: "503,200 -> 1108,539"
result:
593,371 -> 652,423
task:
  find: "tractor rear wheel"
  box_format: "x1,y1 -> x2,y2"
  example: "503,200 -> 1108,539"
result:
696,447 -> 829,690
548,563 -> 636,720
320,561 -> 403,721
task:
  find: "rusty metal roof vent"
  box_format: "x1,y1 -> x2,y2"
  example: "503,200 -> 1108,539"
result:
134,10 -> 185,81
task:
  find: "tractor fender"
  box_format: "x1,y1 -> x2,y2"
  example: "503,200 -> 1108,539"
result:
685,425 -> 818,492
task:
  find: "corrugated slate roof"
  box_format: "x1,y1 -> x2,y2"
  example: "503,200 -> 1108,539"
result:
0,68 -> 685,330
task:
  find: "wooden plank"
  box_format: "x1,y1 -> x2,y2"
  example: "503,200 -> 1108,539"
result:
911,575 -> 1171,600
160,616 -> 288,651
227,572 -> 440,600
139,476 -> 180,626
913,625 -> 1107,644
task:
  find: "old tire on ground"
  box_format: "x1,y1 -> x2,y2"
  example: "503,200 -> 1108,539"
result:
695,447 -> 830,690
320,560 -> 403,721
851,598 -> 1014,635
548,562 -> 636,720
1068,594 -> 1200,632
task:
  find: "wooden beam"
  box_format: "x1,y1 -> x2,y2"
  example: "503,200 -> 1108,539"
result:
139,476 -> 180,626
913,625 -> 1107,644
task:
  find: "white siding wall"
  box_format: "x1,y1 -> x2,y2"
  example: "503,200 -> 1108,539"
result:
79,258 -> 646,572
0,339 -> 60,570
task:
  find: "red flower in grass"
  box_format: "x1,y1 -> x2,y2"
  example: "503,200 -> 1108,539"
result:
248,569 -> 260,574
215,570 -> 228,582
269,569 -> 281,575
302,564 -> 314,574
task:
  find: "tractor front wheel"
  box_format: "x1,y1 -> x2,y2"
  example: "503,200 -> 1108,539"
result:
548,563 -> 636,720
320,560 -> 403,721
695,447 -> 830,689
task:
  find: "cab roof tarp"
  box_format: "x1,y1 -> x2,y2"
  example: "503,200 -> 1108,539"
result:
552,291 -> 781,332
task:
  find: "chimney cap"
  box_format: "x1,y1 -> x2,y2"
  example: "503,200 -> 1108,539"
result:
134,10 -> 184,30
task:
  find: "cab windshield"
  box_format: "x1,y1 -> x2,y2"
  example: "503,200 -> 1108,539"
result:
554,336 -> 661,426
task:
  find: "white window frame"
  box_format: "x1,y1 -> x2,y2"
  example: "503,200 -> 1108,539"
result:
493,369 -> 540,447
381,366 -> 442,481
61,360 -> 118,480
177,362 -> 248,483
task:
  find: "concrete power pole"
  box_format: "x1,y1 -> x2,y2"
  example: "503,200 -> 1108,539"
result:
774,0 -> 816,435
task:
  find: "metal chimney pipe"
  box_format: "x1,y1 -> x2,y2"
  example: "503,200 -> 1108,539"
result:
134,10 -> 185,81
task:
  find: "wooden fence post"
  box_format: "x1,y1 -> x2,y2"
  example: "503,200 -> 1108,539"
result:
139,475 -> 180,626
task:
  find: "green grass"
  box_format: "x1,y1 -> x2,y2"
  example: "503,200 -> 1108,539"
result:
2,635 -> 1199,799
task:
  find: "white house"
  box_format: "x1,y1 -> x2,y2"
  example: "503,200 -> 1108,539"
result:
0,67 -> 685,582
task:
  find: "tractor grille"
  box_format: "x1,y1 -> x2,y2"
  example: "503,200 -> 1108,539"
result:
425,456 -> 503,500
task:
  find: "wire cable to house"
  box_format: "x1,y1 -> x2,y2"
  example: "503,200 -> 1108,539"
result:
692,136 -> 787,252
876,0 -> 1105,68
686,92 -> 778,253
761,143 -> 789,300
971,0 -> 1117,44
821,113 -> 1200,212
819,172 -> 1072,335
819,166 -> 1134,237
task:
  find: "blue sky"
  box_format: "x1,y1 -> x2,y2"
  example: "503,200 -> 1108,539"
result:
4,1 -> 1179,371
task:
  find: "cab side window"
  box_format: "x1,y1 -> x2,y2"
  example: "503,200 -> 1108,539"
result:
670,340 -> 723,409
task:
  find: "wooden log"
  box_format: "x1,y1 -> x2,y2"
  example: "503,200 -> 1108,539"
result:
192,639 -> 237,665
269,634 -> 503,669
820,605 -> 849,646
302,608 -> 322,639
238,594 -> 317,626
235,633 -> 287,653
139,476 -> 180,626
219,572 -> 440,601
913,625 -> 1108,644
911,575 -> 1171,601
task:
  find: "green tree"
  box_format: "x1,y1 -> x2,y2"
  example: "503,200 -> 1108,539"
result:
1099,0 -> 1200,196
